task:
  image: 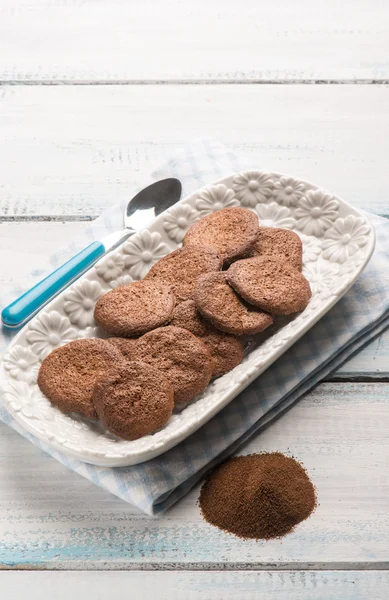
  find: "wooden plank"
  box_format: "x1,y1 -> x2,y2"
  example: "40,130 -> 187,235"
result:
332,334 -> 389,380
0,222 -> 86,293
1,0 -> 388,82
2,571 -> 389,599
1,85 -> 389,218
0,383 -> 388,569
2,219 -> 388,380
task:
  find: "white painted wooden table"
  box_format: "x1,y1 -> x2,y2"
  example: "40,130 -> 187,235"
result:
1,1 -> 389,597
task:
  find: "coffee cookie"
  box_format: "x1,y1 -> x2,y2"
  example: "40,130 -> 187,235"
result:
170,299 -> 210,337
227,256 -> 311,315
249,227 -> 303,270
94,280 -> 175,336
202,332 -> 244,378
37,339 -> 125,418
183,207 -> 259,265
170,300 -> 244,377
93,362 -> 174,440
106,337 -> 138,360
133,326 -> 213,405
144,246 -> 222,302
195,272 -> 273,336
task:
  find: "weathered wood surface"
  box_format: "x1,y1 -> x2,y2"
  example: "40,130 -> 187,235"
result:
1,85 -> 389,218
2,1 -> 389,588
2,571 -> 389,599
0,383 -> 388,570
1,0 -> 388,83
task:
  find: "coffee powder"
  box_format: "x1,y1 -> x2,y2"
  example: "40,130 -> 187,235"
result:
199,452 -> 316,540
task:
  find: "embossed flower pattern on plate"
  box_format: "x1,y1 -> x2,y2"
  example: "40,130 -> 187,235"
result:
295,189 -> 339,236
64,280 -> 102,328
255,202 -> 296,229
3,347 -> 40,383
163,204 -> 199,241
26,311 -> 78,359
195,184 -> 238,214
233,171 -> 274,207
3,381 -> 53,421
322,215 -> 370,264
109,272 -> 134,289
272,176 -> 305,207
95,253 -> 125,282
122,230 -> 169,279
297,234 -> 322,264
303,262 -> 340,295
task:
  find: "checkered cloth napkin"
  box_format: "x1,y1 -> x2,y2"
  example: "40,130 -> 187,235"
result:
1,140 -> 389,515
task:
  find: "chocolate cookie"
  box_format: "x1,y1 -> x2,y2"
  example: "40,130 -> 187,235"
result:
226,256 -> 312,315
94,280 -> 175,336
170,300 -> 244,377
195,272 -> 273,336
132,326 -> 213,405
106,337 -> 138,360
249,227 -> 303,270
37,339 -> 125,418
170,299 -> 210,337
183,207 -> 259,265
93,362 -> 174,440
144,246 -> 222,302
202,332 -> 244,378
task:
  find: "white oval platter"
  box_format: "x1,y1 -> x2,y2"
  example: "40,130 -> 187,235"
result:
0,171 -> 375,466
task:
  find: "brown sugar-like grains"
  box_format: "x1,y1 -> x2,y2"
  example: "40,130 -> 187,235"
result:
93,362 -> 174,440
132,326 -> 213,405
144,246 -> 222,302
249,227 -> 303,271
226,256 -> 311,315
94,280 -> 175,337
183,207 -> 259,265
106,337 -> 138,360
195,272 -> 273,336
199,452 -> 317,540
37,339 -> 126,419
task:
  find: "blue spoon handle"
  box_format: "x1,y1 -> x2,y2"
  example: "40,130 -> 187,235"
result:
2,241 -> 105,329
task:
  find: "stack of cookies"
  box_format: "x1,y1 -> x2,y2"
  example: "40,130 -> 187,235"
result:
38,207 -> 311,441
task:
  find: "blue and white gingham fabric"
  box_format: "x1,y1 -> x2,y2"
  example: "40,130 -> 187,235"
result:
1,140 -> 389,515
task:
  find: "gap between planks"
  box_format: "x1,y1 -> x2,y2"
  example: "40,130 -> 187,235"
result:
1,79 -> 389,86
1,563 -> 389,572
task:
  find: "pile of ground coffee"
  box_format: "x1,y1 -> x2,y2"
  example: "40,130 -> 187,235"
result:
199,452 -> 316,540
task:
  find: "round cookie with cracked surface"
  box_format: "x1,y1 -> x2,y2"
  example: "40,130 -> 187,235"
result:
93,362 -> 174,441
94,280 -> 175,337
170,299 -> 211,337
183,207 -> 259,265
144,246 -> 222,302
194,272 -> 273,336
37,339 -> 126,418
170,300 -> 244,377
106,337 -> 138,361
227,256 -> 311,315
249,227 -> 303,270
133,326 -> 213,405
202,332 -> 244,378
